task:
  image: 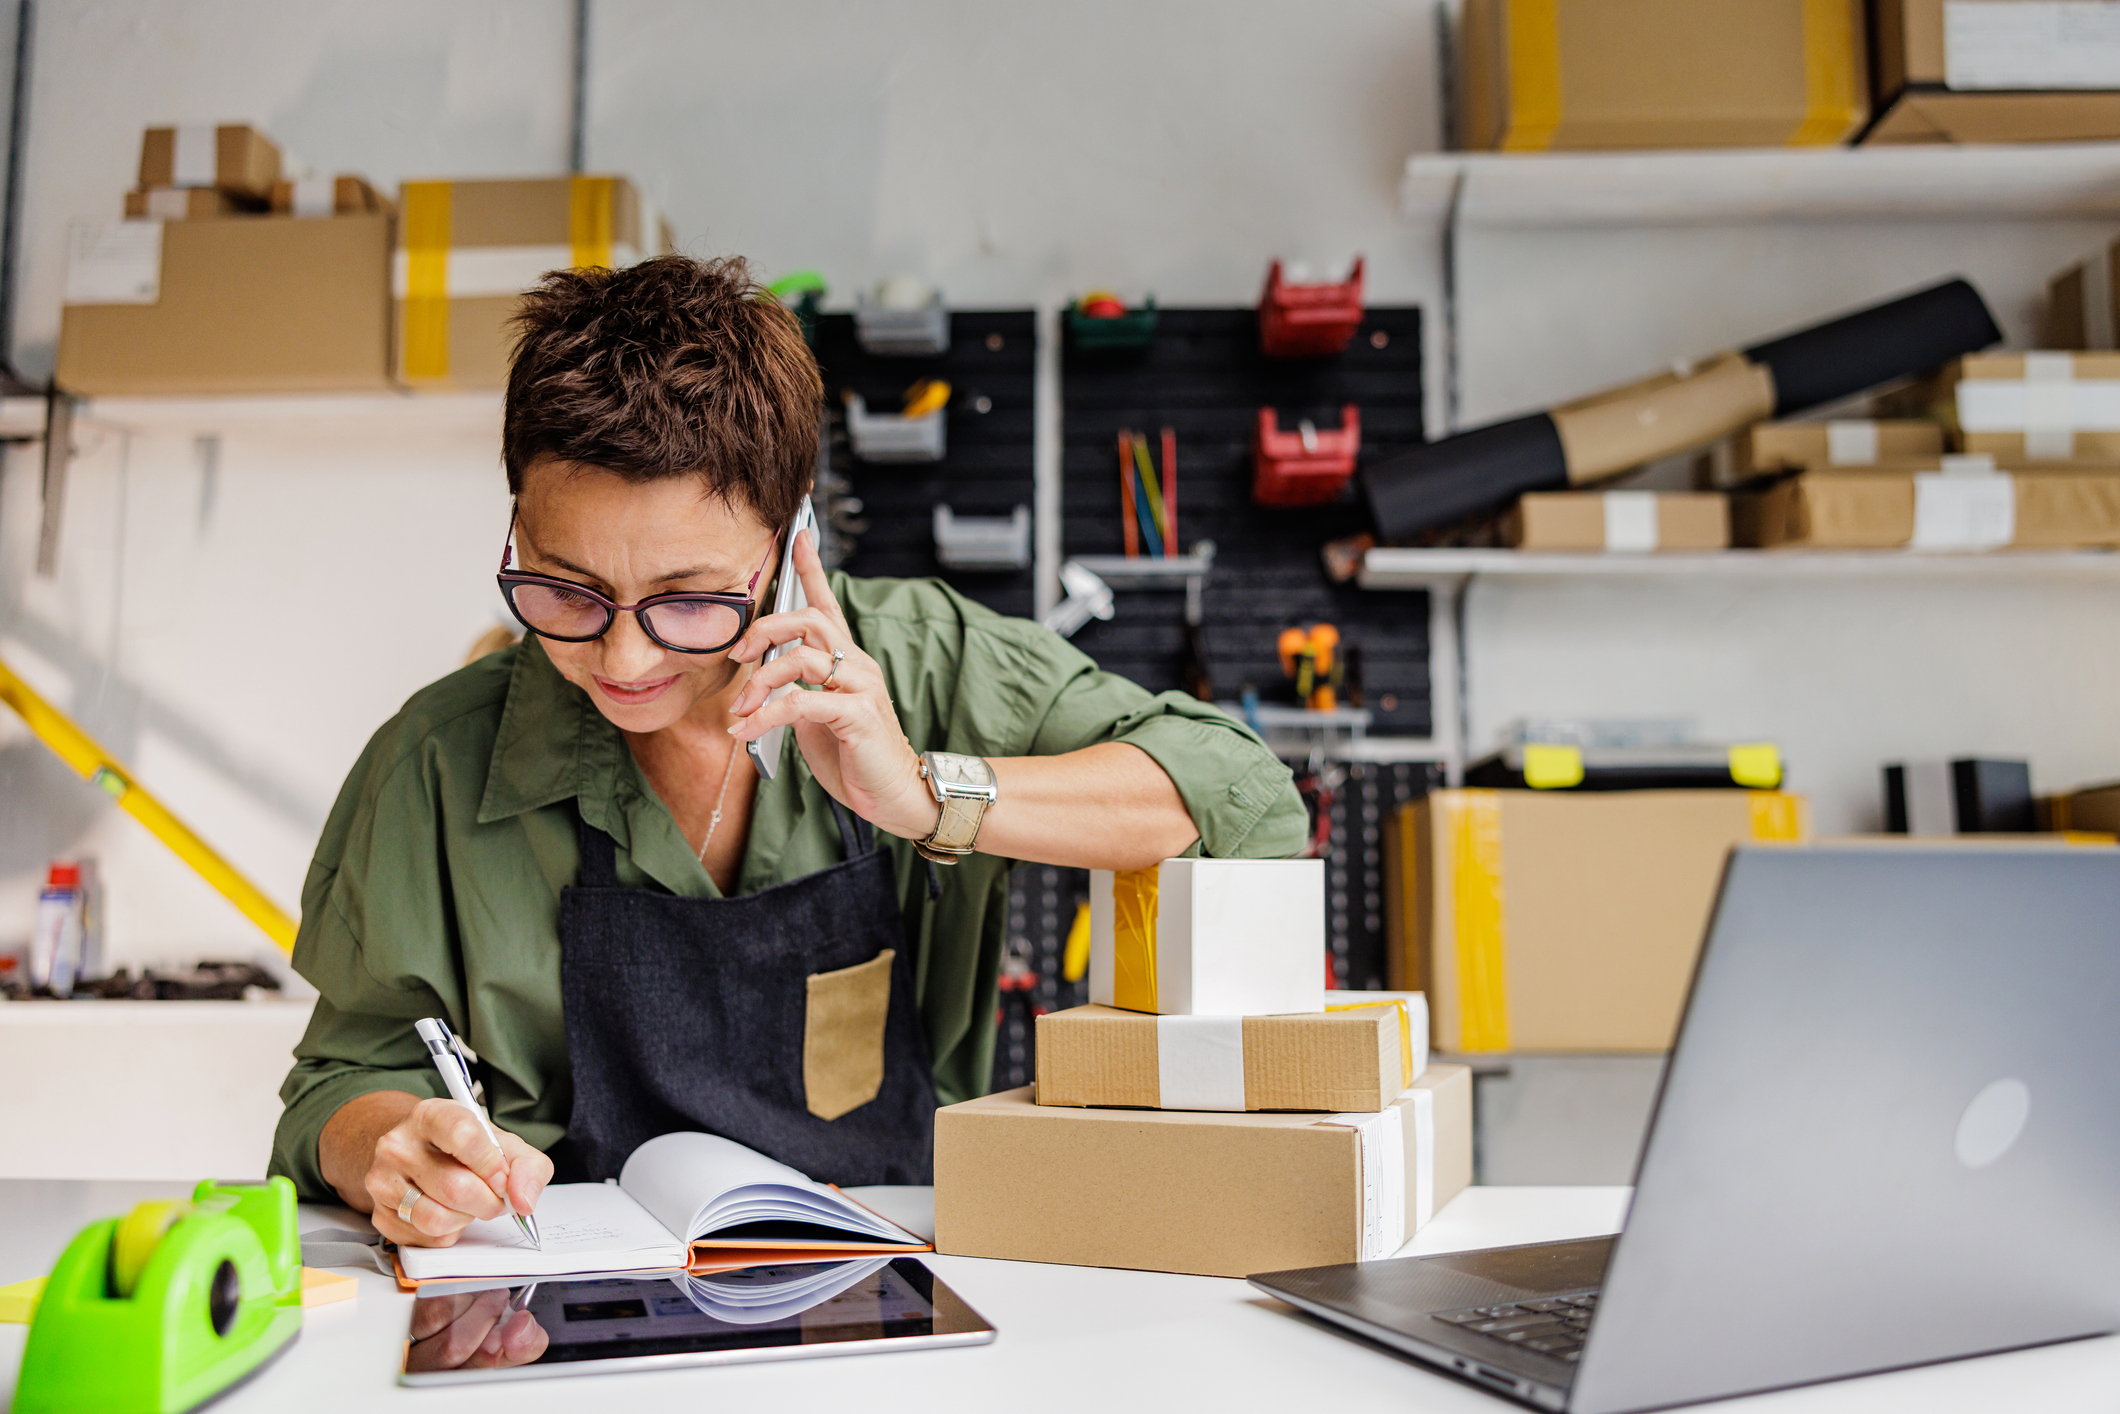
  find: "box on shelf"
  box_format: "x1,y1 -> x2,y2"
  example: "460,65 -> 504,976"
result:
1088,858 -> 1325,1017
1744,419 -> 1947,474
1863,89 -> 2120,143
2048,239 -> 2117,351
1385,789 -> 1808,1053
1504,491 -> 1727,552
1953,352 -> 2120,463
934,1066 -> 1472,1278
1885,758 -> 2034,834
2040,781 -> 2120,834
123,188 -> 247,221
271,174 -> 390,218
394,175 -> 665,389
1731,462 -> 2120,549
1034,991 -> 1427,1113
1458,0 -> 1867,151
1868,0 -> 2120,142
57,213 -> 393,394
138,124 -> 280,201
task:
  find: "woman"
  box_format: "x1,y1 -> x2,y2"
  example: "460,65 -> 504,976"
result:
270,256 -> 1306,1256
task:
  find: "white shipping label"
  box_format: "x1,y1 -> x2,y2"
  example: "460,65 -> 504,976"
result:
1601,491 -> 1659,553
1957,380 -> 2120,432
144,189 -> 188,220
1154,1015 -> 1247,1110
292,175 -> 335,217
1410,1086 -> 1436,1229
1945,2 -> 2120,89
64,220 -> 162,305
1912,472 -> 2016,550
1323,1106 -> 1407,1261
172,124 -> 216,186
1826,420 -> 1881,465
392,242 -> 646,299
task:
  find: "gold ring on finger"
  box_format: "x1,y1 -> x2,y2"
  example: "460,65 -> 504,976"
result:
821,649 -> 848,689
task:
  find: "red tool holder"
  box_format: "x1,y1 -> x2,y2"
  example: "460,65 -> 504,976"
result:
1253,405 -> 1360,507
1258,257 -> 1365,357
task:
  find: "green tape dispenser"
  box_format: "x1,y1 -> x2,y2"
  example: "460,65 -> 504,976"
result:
12,1177 -> 303,1413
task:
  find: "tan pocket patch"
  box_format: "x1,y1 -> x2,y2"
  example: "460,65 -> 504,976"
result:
803,949 -> 895,1121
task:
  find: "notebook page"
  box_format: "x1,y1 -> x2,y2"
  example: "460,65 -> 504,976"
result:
618,1131 -> 918,1245
396,1181 -> 685,1280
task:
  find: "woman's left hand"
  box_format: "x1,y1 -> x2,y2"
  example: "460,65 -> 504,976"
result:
725,530 -> 941,841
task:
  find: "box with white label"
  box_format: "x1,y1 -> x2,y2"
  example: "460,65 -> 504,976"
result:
1505,491 -> 1728,552
1745,419 -> 1946,473
1088,858 -> 1324,1016
1732,460 -> 2120,550
138,124 -> 279,202
1955,352 -> 2120,463
1035,991 -> 1428,1113
935,1066 -> 1472,1277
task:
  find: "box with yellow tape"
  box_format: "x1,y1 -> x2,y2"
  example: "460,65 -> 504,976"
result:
1385,788 -> 1808,1053
1458,0 -> 1868,151
393,175 -> 673,389
1467,741 -> 1783,792
1034,990 -> 1428,1113
1087,858 -> 1325,1017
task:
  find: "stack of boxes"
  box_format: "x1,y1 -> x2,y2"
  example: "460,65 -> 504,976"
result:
934,858 -> 1472,1279
56,121 -> 669,395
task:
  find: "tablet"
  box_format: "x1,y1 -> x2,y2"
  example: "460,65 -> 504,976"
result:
399,1258 -> 994,1385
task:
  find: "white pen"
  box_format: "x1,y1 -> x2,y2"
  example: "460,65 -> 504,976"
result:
415,1016 -> 542,1250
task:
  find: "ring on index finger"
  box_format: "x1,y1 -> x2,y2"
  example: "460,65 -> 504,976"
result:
821,649 -> 848,689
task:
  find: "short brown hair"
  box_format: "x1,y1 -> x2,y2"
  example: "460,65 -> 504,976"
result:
504,255 -> 822,528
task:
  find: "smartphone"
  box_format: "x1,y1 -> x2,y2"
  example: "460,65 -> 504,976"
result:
747,496 -> 817,781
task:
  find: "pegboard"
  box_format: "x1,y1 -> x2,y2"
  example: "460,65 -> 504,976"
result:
811,310 -> 1037,618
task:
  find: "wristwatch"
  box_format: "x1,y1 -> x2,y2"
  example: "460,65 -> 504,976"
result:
915,751 -> 998,865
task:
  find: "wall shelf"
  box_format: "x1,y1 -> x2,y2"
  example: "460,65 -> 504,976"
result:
1359,547 -> 2120,588
1401,142 -> 2120,230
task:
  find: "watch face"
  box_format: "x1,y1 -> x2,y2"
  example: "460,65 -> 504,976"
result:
928,753 -> 994,797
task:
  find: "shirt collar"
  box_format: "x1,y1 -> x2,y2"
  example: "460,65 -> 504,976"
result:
477,636 -> 598,825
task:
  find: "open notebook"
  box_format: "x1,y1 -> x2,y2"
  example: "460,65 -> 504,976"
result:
395,1131 -> 929,1286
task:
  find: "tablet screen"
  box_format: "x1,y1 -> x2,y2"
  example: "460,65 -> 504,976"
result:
402,1258 -> 990,1379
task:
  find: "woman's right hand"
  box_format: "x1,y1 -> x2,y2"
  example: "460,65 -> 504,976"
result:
323,1091 -> 552,1248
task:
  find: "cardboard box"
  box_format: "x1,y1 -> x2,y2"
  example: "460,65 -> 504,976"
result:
1874,0 -> 2120,96
1504,491 -> 1727,551
1862,89 -> 2120,143
1732,463 -> 2120,548
1954,352 -> 2120,462
1745,419 -> 1946,473
57,214 -> 393,394
1034,991 -> 1428,1113
393,175 -> 663,389
934,1066 -> 1472,1278
2046,239 -> 2117,351
1459,0 -> 1866,151
271,174 -> 390,218
138,124 -> 280,201
2040,782 -> 2120,834
123,187 -> 248,220
1088,858 -> 1324,1017
1387,789 -> 1808,1053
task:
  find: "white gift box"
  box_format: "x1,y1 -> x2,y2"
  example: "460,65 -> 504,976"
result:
1087,857 -> 1325,1016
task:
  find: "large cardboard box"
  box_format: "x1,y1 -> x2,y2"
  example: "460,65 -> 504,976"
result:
1744,419 -> 1946,474
138,124 -> 280,201
1504,491 -> 1727,552
1087,858 -> 1324,1016
1386,790 -> 1808,1053
935,1066 -> 1472,1278
1733,463 -> 2120,548
1458,0 -> 1866,151
57,214 -> 393,394
393,175 -> 665,389
1034,992 -> 1427,1113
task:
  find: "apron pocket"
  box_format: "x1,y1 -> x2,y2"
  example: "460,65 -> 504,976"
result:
803,948 -> 895,1121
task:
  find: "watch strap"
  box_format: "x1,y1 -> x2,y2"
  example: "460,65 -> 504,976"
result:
917,752 -> 994,864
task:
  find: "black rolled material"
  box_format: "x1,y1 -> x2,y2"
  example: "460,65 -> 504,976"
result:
1742,276 -> 2000,417
1361,412 -> 1568,545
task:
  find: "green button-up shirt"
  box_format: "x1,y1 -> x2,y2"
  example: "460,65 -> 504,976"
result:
269,573 -> 1306,1200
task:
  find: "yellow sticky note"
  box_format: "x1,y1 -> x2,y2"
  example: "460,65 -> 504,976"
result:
0,1275 -> 45,1323
1521,743 -> 1583,790
301,1266 -> 359,1308
1728,743 -> 1783,789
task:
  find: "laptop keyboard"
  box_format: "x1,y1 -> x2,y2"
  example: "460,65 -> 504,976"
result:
1431,1291 -> 1598,1362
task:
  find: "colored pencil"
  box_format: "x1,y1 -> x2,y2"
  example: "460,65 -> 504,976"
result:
1119,431 -> 1139,557
1160,426 -> 1178,549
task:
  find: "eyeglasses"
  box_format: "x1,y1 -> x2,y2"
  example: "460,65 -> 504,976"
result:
496,523 -> 778,655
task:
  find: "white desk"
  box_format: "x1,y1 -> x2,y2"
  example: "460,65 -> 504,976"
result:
2,1180 -> 2113,1412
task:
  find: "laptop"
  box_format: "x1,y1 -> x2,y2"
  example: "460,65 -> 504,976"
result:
1250,845 -> 2120,1412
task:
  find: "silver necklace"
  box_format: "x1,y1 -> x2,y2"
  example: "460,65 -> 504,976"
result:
697,744 -> 741,865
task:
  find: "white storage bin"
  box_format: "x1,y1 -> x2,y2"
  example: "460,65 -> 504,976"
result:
844,391 -> 946,463
854,290 -> 951,356
934,504 -> 1031,570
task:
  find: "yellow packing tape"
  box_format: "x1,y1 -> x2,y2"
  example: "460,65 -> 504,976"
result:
1501,0 -> 1562,152
1727,743 -> 1783,789
1111,866 -> 1160,1013
1522,743 -> 1583,790
0,655 -> 297,951
1789,0 -> 1859,145
1451,791 -> 1511,1051
569,175 -> 615,271
1325,997 -> 1418,1088
1748,792 -> 1805,842
400,181 -> 453,382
